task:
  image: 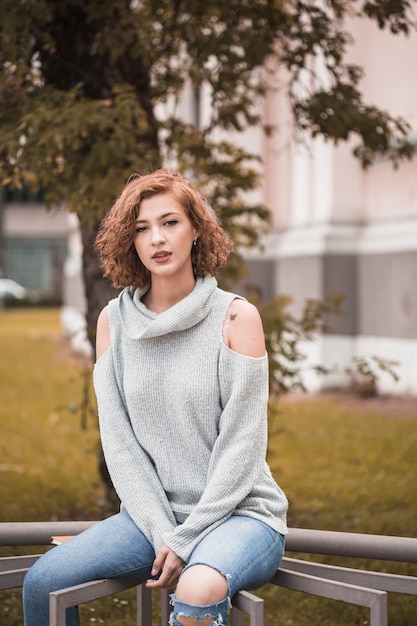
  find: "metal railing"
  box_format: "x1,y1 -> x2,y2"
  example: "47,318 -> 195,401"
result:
285,527 -> 417,562
2,522 -> 417,562
1,522 -> 417,626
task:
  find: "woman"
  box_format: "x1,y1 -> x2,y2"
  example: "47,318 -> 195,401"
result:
23,169 -> 288,626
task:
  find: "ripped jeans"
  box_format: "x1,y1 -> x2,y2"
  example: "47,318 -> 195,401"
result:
23,510 -> 285,626
170,515 -> 285,626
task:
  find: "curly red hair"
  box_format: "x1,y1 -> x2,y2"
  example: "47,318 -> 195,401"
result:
95,169 -> 234,288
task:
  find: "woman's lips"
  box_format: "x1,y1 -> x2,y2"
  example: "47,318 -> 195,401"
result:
152,251 -> 172,263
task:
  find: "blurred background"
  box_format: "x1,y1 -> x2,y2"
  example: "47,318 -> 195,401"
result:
1,3 -> 416,396
1,4 -> 417,624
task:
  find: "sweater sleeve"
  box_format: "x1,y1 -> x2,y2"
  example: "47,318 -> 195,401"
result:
93,349 -> 177,554
163,345 -> 269,562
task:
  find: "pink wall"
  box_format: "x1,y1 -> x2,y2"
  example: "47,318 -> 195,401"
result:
263,15 -> 417,229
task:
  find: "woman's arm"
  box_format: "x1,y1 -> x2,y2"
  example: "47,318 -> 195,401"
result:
163,299 -> 271,562
149,301 -> 267,587
94,304 -> 177,554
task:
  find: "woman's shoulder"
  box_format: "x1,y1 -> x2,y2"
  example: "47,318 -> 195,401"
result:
223,298 -> 266,358
96,305 -> 111,360
95,291 -> 125,359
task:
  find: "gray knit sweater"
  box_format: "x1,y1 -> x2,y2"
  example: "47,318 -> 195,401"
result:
93,275 -> 288,562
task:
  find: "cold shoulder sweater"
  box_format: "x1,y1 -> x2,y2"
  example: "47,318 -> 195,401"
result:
93,275 -> 288,562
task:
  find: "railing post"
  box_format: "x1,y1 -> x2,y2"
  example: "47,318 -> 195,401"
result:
137,584 -> 152,626
160,588 -> 172,626
370,593 -> 388,626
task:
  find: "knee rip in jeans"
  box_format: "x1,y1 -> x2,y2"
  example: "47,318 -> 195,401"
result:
169,593 -> 231,626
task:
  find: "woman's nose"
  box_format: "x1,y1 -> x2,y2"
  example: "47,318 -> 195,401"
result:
151,227 -> 166,244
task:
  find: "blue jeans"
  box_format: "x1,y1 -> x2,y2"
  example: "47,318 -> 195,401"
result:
23,510 -> 285,626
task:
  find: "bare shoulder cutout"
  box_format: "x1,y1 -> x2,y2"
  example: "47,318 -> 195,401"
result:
222,299 -> 266,358
96,305 -> 111,360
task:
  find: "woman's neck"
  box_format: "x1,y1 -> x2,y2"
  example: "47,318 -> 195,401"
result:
142,276 -> 197,313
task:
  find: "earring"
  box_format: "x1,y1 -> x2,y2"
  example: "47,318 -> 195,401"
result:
193,238 -> 198,246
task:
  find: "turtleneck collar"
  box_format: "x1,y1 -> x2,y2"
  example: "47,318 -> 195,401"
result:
118,275 -> 218,339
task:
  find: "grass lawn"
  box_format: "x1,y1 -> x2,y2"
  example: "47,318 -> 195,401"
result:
265,397 -> 417,625
1,307 -> 417,625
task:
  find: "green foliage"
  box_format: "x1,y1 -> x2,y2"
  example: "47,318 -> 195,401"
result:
294,82 -> 416,168
256,293 -> 399,396
258,293 -> 338,394
163,118 -> 271,251
0,81 -> 160,220
346,354 -> 400,397
362,0 -> 416,33
275,0 -> 416,166
0,0 -> 416,230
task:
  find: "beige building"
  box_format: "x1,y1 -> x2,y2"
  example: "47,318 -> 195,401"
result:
243,18 -> 417,395
0,188 -> 72,299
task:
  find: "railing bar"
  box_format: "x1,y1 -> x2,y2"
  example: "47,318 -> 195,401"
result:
286,528 -> 417,563
271,568 -> 387,609
281,557 -> 417,595
49,578 -> 142,626
0,521 -> 97,546
231,590 -> 264,626
0,568 -> 29,590
232,590 -> 264,611
50,577 -> 140,609
272,568 -> 388,624
0,554 -> 41,571
1,523 -> 417,564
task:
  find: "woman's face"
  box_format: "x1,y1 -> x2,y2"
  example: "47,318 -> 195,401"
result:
133,193 -> 198,282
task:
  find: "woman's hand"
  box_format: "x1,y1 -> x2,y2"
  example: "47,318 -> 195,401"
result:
146,545 -> 185,589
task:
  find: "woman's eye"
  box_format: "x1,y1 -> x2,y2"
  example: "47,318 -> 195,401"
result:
164,220 -> 178,227
136,226 -> 147,233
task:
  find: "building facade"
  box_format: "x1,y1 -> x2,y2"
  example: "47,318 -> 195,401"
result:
244,18 -> 417,395
0,187 -> 74,301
